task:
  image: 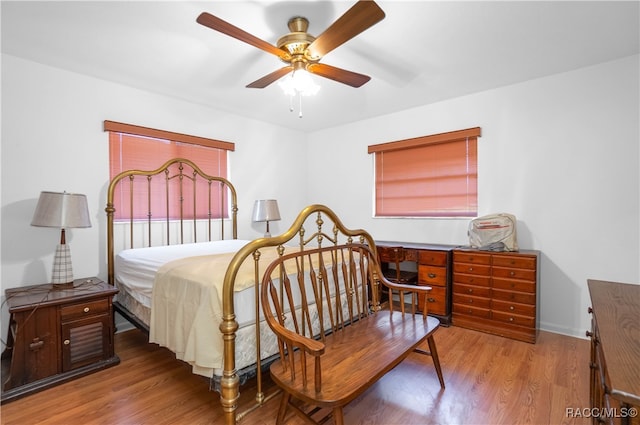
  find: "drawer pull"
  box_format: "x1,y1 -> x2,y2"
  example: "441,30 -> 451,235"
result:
468,299 -> 473,303
586,330 -> 593,338
468,288 -> 474,293
428,297 -> 436,303
510,271 -> 516,276
84,307 -> 90,313
428,273 -> 436,279
64,339 -> 70,345
468,267 -> 474,272
509,306 -> 515,310
29,339 -> 44,351
509,317 -> 514,322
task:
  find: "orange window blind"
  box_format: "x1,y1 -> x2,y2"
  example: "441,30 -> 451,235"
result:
106,121 -> 234,221
369,127 -> 480,217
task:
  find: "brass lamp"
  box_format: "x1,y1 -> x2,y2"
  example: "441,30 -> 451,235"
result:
252,199 -> 281,237
31,191 -> 92,286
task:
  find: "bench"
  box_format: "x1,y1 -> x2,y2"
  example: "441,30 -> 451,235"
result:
260,243 -> 445,425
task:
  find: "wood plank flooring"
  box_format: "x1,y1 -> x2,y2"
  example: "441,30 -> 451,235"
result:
1,325 -> 590,425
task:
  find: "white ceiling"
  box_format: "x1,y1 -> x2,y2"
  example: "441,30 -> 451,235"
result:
2,1 -> 639,132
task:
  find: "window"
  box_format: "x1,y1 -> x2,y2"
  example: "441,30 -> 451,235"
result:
105,120 -> 234,220
368,127 -> 480,217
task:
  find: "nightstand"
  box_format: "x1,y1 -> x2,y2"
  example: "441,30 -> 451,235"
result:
1,277 -> 120,403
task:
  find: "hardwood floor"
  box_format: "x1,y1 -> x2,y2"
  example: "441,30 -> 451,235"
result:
1,325 -> 590,425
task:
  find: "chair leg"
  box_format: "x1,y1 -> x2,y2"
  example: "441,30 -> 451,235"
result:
332,406 -> 345,425
276,392 -> 291,425
427,334 -> 445,388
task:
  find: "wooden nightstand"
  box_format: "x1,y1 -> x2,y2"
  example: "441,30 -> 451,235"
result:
1,277 -> 119,403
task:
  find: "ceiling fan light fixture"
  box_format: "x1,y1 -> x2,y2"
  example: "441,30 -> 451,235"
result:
278,69 -> 320,97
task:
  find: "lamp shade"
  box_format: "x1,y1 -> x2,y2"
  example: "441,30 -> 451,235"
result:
252,199 -> 281,223
31,191 -> 91,229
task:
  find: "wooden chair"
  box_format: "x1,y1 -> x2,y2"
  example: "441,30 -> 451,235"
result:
260,243 -> 445,425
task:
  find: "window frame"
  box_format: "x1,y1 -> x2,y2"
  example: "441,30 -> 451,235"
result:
368,127 -> 481,218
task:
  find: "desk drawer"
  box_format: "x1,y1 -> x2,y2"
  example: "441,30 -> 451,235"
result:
418,265 -> 447,286
418,250 -> 448,266
378,246 -> 403,262
418,285 -> 447,316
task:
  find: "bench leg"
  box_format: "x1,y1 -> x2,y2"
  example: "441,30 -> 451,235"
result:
427,334 -> 445,389
332,406 -> 345,425
276,392 -> 291,425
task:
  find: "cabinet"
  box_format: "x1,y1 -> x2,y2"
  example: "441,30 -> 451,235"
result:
1,278 -> 119,403
452,249 -> 540,343
376,241 -> 455,325
587,280 -> 640,425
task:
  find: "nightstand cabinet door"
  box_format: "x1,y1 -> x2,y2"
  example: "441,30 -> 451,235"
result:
61,311 -> 113,371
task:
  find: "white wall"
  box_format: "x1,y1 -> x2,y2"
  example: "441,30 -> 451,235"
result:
306,55 -> 640,338
0,54 -> 308,333
2,53 -> 638,343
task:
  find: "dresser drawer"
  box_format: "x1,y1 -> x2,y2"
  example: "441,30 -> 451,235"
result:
493,278 -> 535,293
418,250 -> 448,266
453,293 -> 491,309
453,262 -> 491,276
404,249 -> 418,262
418,265 -> 447,286
492,299 -> 535,316
453,303 -> 490,319
453,283 -> 490,298
60,299 -> 110,321
491,310 -> 535,328
453,273 -> 491,287
492,288 -> 535,305
492,266 -> 536,281
453,251 -> 491,265
492,254 -> 536,269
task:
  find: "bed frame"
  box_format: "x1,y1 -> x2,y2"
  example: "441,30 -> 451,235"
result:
105,158 -> 392,425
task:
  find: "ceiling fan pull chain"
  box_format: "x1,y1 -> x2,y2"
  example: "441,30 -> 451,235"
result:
298,93 -> 303,118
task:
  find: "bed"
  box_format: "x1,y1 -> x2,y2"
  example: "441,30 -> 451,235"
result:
106,158 -> 381,425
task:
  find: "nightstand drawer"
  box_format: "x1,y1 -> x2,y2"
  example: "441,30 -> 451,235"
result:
60,299 -> 110,321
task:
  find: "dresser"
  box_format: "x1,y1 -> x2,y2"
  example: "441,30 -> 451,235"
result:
1,278 -> 120,403
376,241 -> 456,325
587,280 -> 640,425
452,249 -> 540,343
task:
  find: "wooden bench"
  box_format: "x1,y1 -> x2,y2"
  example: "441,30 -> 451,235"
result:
261,243 -> 445,425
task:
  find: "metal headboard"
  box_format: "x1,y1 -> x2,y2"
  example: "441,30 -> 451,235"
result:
105,157 -> 238,286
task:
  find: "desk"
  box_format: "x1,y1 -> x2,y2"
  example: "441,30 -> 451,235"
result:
376,241 -> 458,325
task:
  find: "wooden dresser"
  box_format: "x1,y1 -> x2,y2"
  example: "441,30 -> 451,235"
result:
452,249 -> 540,343
587,280 -> 640,425
376,241 -> 456,325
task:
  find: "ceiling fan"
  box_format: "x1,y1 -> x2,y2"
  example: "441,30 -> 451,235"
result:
196,1 -> 385,89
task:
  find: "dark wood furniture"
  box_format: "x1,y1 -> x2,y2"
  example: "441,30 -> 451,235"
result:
376,241 -> 456,325
587,280 -> 640,425
452,249 -> 540,343
1,278 -> 119,403
261,243 -> 444,425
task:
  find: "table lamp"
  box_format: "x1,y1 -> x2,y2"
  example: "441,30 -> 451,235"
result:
252,199 -> 281,237
31,191 -> 92,286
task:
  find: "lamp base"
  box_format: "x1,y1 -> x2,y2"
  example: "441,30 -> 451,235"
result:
52,244 -> 74,286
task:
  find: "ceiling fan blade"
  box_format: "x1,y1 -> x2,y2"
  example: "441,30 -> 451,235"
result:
197,12 -> 290,61
307,63 -> 371,88
306,1 -> 385,59
246,66 -> 293,88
